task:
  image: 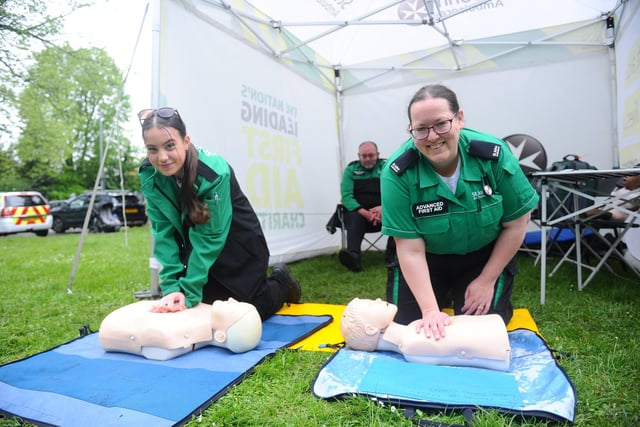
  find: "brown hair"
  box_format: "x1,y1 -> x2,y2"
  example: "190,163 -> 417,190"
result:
407,84 -> 460,123
182,144 -> 210,225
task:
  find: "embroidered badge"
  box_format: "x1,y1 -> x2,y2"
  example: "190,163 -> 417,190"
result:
413,200 -> 449,217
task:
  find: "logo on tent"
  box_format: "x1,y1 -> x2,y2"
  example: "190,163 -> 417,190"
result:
398,0 -> 429,20
503,134 -> 547,174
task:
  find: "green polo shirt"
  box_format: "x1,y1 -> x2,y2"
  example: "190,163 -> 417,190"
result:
381,128 -> 539,255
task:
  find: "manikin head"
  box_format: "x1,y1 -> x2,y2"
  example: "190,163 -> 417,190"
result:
341,298 -> 398,351
211,298 -> 262,353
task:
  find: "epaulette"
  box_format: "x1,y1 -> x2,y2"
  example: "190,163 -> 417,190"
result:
389,149 -> 419,176
468,140 -> 501,161
197,159 -> 219,182
139,158 -> 152,172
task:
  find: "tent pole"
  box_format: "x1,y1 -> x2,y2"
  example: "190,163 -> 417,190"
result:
605,11 -> 620,168
67,145 -> 112,294
334,67 -> 346,177
609,40 -> 619,168
68,1 -> 152,294
135,0 -> 162,299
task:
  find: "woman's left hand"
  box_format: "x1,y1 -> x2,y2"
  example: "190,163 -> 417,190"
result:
461,279 -> 494,315
150,292 -> 187,313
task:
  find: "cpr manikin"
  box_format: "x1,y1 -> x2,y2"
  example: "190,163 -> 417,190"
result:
340,298 -> 511,371
99,298 -> 262,360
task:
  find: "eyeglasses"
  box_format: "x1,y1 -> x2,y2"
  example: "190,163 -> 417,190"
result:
359,153 -> 377,159
409,113 -> 457,140
137,107 -> 179,125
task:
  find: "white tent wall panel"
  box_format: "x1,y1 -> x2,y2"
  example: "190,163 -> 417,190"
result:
158,0 -> 342,263
342,50 -> 615,171
615,2 -> 640,168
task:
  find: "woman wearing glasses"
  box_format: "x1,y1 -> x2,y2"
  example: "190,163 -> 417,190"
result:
381,84 -> 539,338
137,108 -> 301,320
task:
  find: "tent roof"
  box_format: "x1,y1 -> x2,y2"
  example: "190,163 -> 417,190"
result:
192,0 -> 623,91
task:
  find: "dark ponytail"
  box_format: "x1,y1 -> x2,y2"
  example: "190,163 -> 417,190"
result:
181,144 -> 210,225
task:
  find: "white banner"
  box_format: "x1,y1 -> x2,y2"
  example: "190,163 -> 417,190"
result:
157,0 -> 342,263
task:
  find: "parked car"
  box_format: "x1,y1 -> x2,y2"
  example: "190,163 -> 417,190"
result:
50,190 -> 147,234
49,200 -> 66,209
0,191 -> 52,237
102,190 -> 148,227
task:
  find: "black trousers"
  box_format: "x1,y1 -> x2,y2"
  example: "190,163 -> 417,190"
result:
179,228 -> 288,321
202,274 -> 288,321
342,209 -> 381,255
342,209 -> 395,261
386,241 -> 516,325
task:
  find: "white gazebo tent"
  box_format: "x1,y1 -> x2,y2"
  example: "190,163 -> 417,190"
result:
146,0 -> 638,264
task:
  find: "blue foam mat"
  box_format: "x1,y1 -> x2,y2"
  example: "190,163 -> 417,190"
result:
0,313 -> 332,427
313,329 -> 576,423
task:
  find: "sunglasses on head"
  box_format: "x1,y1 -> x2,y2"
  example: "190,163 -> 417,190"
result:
137,107 -> 179,125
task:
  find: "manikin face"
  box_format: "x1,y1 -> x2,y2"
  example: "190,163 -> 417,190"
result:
409,97 -> 465,176
351,298 -> 397,331
143,126 -> 191,178
211,298 -> 255,332
358,143 -> 379,170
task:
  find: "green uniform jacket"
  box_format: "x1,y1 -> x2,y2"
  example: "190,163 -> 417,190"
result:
381,128 -> 539,255
139,146 -> 269,307
340,158 -> 386,212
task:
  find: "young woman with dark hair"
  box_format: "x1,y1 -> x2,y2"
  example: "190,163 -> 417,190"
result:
137,108 -> 301,320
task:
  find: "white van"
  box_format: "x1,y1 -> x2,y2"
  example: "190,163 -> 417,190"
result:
0,191 -> 52,237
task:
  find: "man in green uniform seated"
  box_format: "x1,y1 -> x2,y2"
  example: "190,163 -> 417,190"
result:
339,141 -> 393,272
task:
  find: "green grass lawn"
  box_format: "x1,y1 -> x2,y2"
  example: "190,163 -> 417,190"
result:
1,226 -> 639,426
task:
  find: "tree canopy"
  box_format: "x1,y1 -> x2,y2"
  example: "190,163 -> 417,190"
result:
17,44 -> 138,199
0,0 -> 69,138
0,1 -> 143,198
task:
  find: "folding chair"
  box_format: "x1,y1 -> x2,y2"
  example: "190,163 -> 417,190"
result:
548,218 -> 640,287
325,204 -> 385,253
545,175 -> 640,288
520,225 -> 577,263
521,191 -> 591,264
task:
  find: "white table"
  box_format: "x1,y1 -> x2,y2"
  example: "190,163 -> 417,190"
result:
531,168 -> 640,304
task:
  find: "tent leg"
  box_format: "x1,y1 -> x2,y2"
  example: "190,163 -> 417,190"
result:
134,256 -> 161,299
